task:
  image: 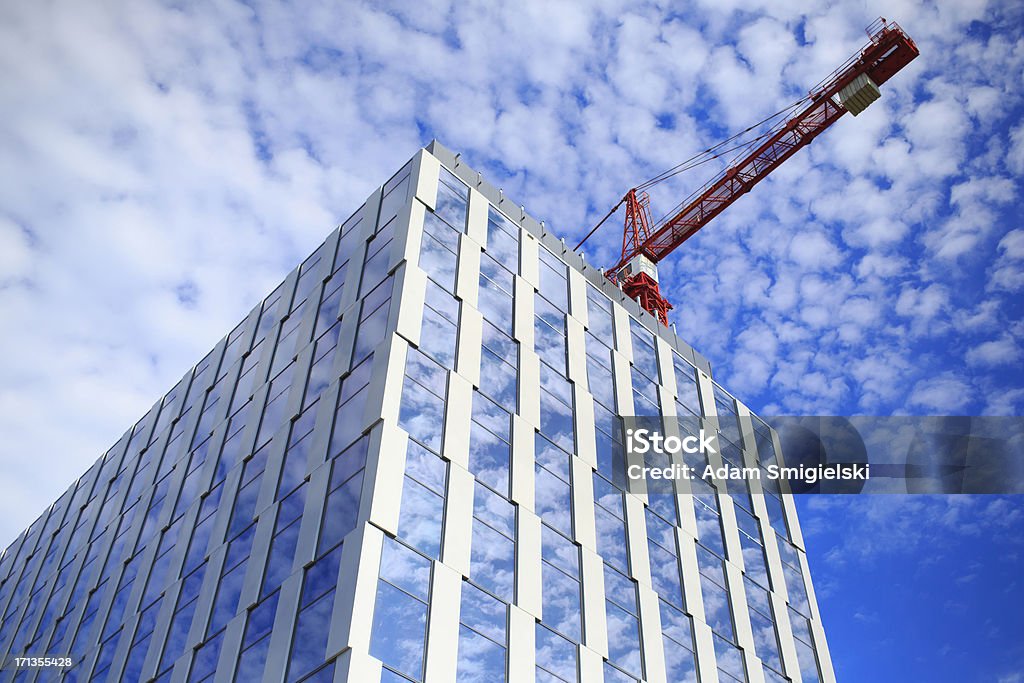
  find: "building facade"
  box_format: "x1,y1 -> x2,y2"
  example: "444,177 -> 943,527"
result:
0,142 -> 836,683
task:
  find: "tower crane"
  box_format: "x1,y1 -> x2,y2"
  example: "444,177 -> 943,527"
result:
581,18 -> 919,325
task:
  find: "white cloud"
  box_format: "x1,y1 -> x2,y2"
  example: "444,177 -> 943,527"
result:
908,374 -> 974,412
1009,124 -> 1024,175
966,335 -> 1022,367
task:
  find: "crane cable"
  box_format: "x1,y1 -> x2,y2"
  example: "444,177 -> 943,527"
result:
575,92 -> 815,252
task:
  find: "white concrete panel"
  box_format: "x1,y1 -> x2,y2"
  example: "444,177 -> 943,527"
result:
655,336 -> 678,399
455,235 -> 481,310
442,373 -> 473,470
424,562 -> 462,683
612,350 -> 635,417
518,349 -> 541,430
520,229 -> 540,289
513,276 -> 536,350
579,644 -> 606,682
571,456 -> 597,552
456,305 -> 483,388
573,386 -> 598,470
612,304 -> 633,363
466,186 -> 490,248
413,149 -> 441,212
334,649 -> 382,683
581,547 -> 608,657
511,415 -> 536,512
365,422 -> 409,535
624,494 -> 651,589
725,561 -> 755,654
567,267 -> 590,328
395,262 -> 428,350
516,508 -> 543,619
328,524 -> 384,656
638,582 -> 668,683
692,618 -> 721,683
566,316 -> 588,387
678,532 -> 705,619
507,605 -> 536,682
442,463 -> 474,577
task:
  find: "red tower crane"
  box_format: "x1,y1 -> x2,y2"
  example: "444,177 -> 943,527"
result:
594,18 -> 919,325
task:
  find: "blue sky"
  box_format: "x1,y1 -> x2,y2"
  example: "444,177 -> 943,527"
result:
0,0 -> 1022,680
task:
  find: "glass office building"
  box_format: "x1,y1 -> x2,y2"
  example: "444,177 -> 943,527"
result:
0,142 -> 835,683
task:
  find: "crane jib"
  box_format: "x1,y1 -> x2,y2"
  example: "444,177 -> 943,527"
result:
609,19 -> 919,324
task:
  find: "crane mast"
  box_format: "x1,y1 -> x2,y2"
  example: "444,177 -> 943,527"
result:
610,18 -> 919,325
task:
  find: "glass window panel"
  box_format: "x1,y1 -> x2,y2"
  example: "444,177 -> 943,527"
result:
189,630 -> 224,683
353,299 -> 391,364
301,545 -> 343,608
536,624 -> 577,682
763,494 -> 789,539
481,320 -> 517,365
457,626 -> 506,683
541,524 -> 579,578
693,498 -> 725,558
243,591 -> 280,648
318,471 -> 363,557
593,475 -> 624,518
750,608 -> 782,673
423,210 -> 460,251
784,563 -> 810,616
587,357 -> 616,410
399,382 -> 445,454
535,465 -> 572,536
660,600 -> 694,648
486,210 -> 519,272
380,168 -> 411,226
379,540 -> 431,601
419,307 -> 457,369
398,478 -> 444,559
741,536 -> 770,590
370,582 -> 427,681
418,232 -> 458,292
469,422 -> 510,496
479,350 -> 517,412
460,582 -> 507,643
538,249 -> 568,311
480,252 -> 514,294
540,564 -> 580,642
595,507 -> 628,573
435,168 -> 468,230
604,565 -> 638,614
470,523 -> 515,603
235,635 -> 271,682
700,575 -> 734,640
209,560 -> 247,636
477,277 -> 513,332
648,540 -> 683,607
404,441 -> 447,495
535,324 -> 567,375
404,348 -> 447,398
604,662 -> 638,683
473,484 -> 515,538
286,592 -> 334,682
586,285 -> 615,340
605,601 -> 643,678
714,634 -> 748,683
646,507 -> 677,551
794,638 -> 822,683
